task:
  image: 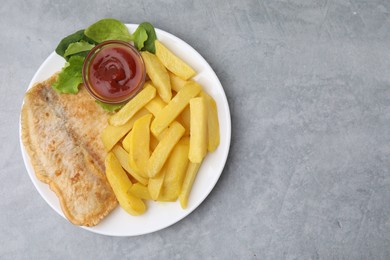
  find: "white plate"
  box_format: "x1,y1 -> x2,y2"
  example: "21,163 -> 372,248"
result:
19,24 -> 231,236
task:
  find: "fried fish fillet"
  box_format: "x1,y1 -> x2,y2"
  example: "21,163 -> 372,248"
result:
21,75 -> 117,226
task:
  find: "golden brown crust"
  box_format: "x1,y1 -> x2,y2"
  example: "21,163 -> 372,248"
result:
21,75 -> 117,226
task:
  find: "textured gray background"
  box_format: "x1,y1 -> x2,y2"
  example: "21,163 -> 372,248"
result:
1,0 -> 390,259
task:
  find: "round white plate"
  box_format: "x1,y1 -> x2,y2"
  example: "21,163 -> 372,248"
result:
19,24 -> 231,236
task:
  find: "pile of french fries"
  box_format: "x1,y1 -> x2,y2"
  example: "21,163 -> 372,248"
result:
102,40 -> 220,216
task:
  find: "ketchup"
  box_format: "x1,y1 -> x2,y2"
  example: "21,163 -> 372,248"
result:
83,41 -> 145,103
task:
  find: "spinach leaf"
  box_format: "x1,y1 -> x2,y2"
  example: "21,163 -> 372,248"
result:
131,26 -> 148,50
55,30 -> 95,58
52,56 -> 84,94
85,18 -> 132,43
95,100 -> 125,112
139,22 -> 157,53
64,41 -> 95,58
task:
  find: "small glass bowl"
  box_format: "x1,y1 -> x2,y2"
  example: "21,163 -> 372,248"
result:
82,40 -> 146,104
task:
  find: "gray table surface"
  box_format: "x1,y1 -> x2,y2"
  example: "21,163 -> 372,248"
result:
1,0 -> 390,259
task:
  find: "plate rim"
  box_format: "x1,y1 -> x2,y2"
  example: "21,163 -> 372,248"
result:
19,24 -> 231,236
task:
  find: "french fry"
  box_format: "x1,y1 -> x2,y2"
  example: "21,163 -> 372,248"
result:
155,40 -> 196,80
111,144 -> 148,185
148,167 -> 165,200
105,152 -> 146,215
150,134 -> 159,151
128,183 -> 152,200
141,51 -> 172,103
121,129 -> 132,152
109,85 -> 156,126
179,162 -> 201,209
145,95 -> 186,140
169,71 -> 188,92
148,121 -> 185,177
151,81 -> 201,136
176,117 -> 189,137
144,95 -> 166,116
189,97 -> 208,163
101,108 -> 150,151
129,114 -> 152,177
143,80 -> 154,89
200,92 -> 220,152
158,137 -> 189,202
180,105 -> 191,128
177,105 -> 190,136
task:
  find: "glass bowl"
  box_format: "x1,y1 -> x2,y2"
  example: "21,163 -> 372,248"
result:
82,40 -> 146,104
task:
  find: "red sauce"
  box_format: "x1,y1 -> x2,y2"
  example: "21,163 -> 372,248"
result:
83,41 -> 145,103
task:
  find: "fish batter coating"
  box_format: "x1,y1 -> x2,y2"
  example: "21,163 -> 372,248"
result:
21,75 -> 117,226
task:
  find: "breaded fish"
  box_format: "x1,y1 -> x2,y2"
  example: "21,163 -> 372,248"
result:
21,75 -> 117,226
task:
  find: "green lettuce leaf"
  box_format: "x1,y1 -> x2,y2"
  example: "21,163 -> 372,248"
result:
95,100 -> 125,112
85,18 -> 132,43
52,56 -> 84,94
66,50 -> 90,59
64,41 -> 95,58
